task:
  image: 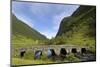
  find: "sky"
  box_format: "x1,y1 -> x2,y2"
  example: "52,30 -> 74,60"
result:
12,1 -> 79,39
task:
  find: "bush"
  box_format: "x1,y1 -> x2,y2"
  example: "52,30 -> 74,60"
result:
66,53 -> 80,62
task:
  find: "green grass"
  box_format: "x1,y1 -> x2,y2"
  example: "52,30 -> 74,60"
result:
12,58 -> 51,65
12,58 -> 34,65
12,34 -> 48,48
12,58 -> 55,65
12,52 -> 81,66
66,53 -> 80,62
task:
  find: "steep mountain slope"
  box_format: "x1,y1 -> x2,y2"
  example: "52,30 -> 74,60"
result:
12,14 -> 47,47
55,6 -> 96,46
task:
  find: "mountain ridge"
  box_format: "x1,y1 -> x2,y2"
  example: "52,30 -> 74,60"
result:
54,6 -> 96,46
12,14 -> 48,47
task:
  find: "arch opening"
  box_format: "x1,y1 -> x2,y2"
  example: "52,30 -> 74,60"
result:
81,48 -> 86,54
34,50 -> 42,59
71,48 -> 77,53
47,49 -> 56,58
59,48 -> 67,60
20,50 -> 26,58
60,48 -> 67,56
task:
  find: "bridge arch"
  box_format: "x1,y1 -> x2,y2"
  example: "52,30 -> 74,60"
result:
60,48 -> 67,55
71,48 -> 77,53
81,48 -> 87,54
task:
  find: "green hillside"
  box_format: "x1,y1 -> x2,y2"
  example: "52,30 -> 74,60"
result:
53,6 -> 96,47
12,14 -> 47,48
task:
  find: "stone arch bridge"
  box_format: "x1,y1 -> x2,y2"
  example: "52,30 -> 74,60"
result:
13,45 -> 91,55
